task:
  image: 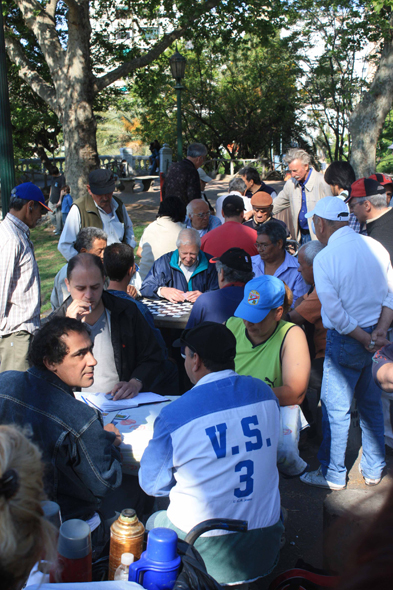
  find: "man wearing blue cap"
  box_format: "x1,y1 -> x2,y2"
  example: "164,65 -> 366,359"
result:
227,275 -> 310,477
300,196 -> 393,489
0,182 -> 51,372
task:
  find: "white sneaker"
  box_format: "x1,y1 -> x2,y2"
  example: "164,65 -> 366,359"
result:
300,466 -> 346,490
358,465 -> 382,487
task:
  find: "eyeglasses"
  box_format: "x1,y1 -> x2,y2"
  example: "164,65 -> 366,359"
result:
253,207 -> 271,213
193,211 -> 210,218
255,241 -> 273,250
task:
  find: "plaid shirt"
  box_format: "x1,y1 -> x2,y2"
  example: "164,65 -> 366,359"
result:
0,214 -> 40,336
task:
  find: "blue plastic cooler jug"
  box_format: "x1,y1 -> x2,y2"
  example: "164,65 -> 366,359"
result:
128,528 -> 181,590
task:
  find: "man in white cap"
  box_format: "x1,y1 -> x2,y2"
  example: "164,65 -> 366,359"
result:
300,197 -> 393,490
197,167 -> 214,212
58,168 -> 135,260
0,182 -> 52,372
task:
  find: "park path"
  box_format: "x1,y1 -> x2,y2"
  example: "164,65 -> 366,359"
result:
118,176 -> 285,223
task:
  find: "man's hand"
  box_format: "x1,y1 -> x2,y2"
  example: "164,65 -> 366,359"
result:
160,287 -> 186,302
366,329 -> 389,353
104,423 -> 122,446
243,210 -> 254,221
110,379 -> 143,401
127,285 -> 138,299
184,290 -> 202,303
66,299 -> 91,321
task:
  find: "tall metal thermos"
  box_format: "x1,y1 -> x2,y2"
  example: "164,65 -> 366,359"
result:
108,508 -> 145,580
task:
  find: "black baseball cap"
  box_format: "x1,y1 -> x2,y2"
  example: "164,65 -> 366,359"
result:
173,322 -> 236,363
211,247 -> 252,272
88,169 -> 116,195
223,194 -> 245,216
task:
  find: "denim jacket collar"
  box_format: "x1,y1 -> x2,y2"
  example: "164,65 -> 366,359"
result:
27,366 -> 74,397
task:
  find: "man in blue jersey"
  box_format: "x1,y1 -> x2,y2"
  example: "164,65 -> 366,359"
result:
139,322 -> 283,585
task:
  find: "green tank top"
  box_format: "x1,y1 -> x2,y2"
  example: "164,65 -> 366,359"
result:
226,318 -> 295,389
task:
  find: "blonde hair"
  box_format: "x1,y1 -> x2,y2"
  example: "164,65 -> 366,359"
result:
0,425 -> 57,589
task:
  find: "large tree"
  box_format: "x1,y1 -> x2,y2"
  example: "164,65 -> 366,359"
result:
4,0 -> 283,197
349,5 -> 393,177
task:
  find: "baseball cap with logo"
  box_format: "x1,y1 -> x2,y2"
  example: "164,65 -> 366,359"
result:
346,178 -> 386,202
305,196 -> 349,221
173,321 -> 236,363
210,247 -> 252,272
11,182 -> 52,211
234,275 -> 285,323
88,169 -> 116,195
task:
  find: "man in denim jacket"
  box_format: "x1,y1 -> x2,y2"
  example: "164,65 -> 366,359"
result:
0,317 -> 122,556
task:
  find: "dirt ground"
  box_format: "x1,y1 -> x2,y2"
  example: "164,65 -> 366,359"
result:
120,177 -> 393,588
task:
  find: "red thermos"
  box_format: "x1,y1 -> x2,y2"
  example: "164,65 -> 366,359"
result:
50,519 -> 92,583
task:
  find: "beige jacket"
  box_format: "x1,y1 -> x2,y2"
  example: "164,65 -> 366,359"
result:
273,169 -> 331,240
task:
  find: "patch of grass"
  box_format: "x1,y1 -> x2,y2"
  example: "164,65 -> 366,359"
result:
32,220 -> 147,313
30,223 -> 66,313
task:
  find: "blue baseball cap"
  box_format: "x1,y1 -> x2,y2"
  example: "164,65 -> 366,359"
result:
11,182 -> 52,211
234,275 -> 285,323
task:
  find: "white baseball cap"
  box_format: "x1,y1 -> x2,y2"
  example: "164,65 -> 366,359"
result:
198,168 -> 213,183
305,196 -> 350,221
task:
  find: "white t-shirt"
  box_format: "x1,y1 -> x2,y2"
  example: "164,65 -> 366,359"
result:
139,217 -> 185,280
82,310 -> 118,393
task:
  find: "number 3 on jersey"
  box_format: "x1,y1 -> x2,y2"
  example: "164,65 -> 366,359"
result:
205,415 -> 262,498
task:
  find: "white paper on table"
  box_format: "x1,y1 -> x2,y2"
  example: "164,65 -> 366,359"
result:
113,401 -> 173,474
74,391 -> 169,412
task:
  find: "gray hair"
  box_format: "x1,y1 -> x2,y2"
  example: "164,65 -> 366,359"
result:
284,148 -> 311,167
298,241 -> 325,265
74,227 -> 107,253
352,194 -> 387,209
187,143 -> 207,158
9,196 -> 40,211
229,177 -> 247,193
186,199 -> 208,217
216,260 -> 254,284
176,227 -> 201,248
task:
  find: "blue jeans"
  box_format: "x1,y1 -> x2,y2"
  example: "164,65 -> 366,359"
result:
318,328 -> 385,486
300,232 -> 311,245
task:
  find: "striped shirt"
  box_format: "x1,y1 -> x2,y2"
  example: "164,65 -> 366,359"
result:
0,214 -> 41,336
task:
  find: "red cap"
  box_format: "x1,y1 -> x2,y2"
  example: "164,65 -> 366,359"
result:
369,173 -> 393,186
346,178 -> 385,202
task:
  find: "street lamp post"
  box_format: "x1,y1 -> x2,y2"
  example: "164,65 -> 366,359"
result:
169,49 -> 186,163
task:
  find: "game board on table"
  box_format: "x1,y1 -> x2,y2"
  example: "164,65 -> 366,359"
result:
141,298 -> 193,329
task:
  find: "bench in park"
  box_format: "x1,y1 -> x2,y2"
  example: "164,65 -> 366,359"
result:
120,175 -> 159,192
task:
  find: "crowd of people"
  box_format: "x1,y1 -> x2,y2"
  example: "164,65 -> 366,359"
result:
1,144 -> 393,587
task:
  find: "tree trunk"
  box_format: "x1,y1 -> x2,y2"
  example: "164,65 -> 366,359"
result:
349,34 -> 393,178
61,96 -> 100,197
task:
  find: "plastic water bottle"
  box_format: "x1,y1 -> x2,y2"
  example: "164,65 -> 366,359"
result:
114,552 -> 135,581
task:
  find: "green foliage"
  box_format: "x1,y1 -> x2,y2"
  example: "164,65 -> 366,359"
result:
286,3 -> 369,162
130,35 -> 304,162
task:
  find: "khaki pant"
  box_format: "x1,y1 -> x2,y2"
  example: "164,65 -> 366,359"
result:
0,331 -> 32,373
